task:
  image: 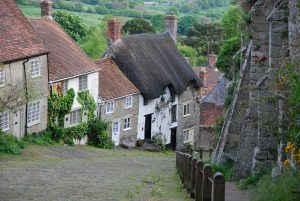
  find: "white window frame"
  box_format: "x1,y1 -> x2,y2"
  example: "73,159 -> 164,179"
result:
79,75 -> 88,91
183,129 -> 189,143
106,101 -> 114,114
0,67 -> 5,87
30,58 -> 41,78
27,100 -> 41,126
70,109 -> 82,125
62,80 -> 68,95
124,117 -> 131,131
0,111 -> 9,131
183,102 -> 191,117
124,96 -> 133,109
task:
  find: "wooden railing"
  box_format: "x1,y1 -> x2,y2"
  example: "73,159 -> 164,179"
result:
176,152 -> 225,201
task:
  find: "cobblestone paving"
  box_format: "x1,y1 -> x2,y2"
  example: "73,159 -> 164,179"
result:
0,146 -> 177,201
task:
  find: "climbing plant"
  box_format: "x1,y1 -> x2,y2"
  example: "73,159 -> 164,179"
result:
77,90 -> 96,120
48,88 -> 75,127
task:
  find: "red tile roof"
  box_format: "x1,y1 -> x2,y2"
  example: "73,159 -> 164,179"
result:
95,58 -> 140,100
193,66 -> 223,97
0,0 -> 48,63
200,102 -> 224,126
29,18 -> 99,81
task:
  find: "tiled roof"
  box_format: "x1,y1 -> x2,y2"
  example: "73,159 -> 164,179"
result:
200,102 -> 224,126
95,58 -> 140,100
193,66 -> 223,97
0,0 -> 48,63
202,76 -> 230,105
29,18 -> 99,81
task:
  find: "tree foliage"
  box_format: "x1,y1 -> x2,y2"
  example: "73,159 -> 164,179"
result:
178,15 -> 198,35
121,18 -> 156,35
150,14 -> 164,33
53,10 -> 86,42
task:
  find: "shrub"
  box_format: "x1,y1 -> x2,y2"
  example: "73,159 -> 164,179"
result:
21,133 -> 56,146
0,132 -> 26,154
87,119 -> 114,149
211,161 -> 233,181
250,171 -> 300,201
152,133 -> 167,152
237,171 -> 265,190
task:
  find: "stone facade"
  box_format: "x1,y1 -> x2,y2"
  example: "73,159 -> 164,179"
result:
100,93 -> 140,147
177,85 -> 201,150
40,0 -> 53,18
0,55 -> 49,137
195,126 -> 216,151
213,0 -> 300,180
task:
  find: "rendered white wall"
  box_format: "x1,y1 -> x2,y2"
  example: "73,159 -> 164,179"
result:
137,87 -> 178,144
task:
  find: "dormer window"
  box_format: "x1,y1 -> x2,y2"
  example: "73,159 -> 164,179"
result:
0,67 -> 5,86
30,59 -> 40,78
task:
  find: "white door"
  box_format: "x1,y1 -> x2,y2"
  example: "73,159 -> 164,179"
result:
112,121 -> 120,145
12,110 -> 22,138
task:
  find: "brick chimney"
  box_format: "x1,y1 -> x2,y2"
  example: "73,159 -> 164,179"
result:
164,14 -> 178,42
40,0 -> 53,18
199,68 -> 208,88
107,19 -> 121,44
208,53 -> 217,68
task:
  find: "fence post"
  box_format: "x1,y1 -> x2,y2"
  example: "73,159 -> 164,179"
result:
183,154 -> 188,187
187,155 -> 193,192
202,165 -> 213,201
195,160 -> 204,201
190,158 -> 197,198
212,173 -> 225,201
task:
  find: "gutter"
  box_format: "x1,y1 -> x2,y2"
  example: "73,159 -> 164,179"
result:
49,69 -> 100,84
22,59 -> 29,136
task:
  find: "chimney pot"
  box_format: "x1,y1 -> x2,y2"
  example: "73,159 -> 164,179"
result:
164,14 -> 178,42
40,0 -> 53,18
107,19 -> 121,44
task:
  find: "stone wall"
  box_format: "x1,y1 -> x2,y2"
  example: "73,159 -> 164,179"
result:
177,85 -> 200,149
213,0 -> 300,180
100,94 -> 140,147
195,126 -> 217,151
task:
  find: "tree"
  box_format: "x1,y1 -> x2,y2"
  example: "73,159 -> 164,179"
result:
121,18 -> 156,35
221,6 -> 244,40
53,10 -> 86,42
166,6 -> 179,16
150,14 -> 164,33
80,24 -> 107,59
216,37 -> 240,79
178,16 -> 198,35
185,21 -> 223,55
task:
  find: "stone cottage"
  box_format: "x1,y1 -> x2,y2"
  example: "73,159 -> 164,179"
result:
0,0 -> 49,137
29,1 -> 99,143
105,18 -> 202,150
95,58 -> 140,147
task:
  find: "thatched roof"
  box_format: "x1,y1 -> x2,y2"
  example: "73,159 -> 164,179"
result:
109,33 -> 201,99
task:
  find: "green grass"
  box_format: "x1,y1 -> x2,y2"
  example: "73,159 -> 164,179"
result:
250,171 -> 300,201
18,5 -> 132,27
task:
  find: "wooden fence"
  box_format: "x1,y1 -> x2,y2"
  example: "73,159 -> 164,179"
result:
176,151 -> 225,201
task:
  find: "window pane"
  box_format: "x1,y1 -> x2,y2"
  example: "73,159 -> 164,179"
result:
27,101 -> 41,124
31,59 -> 40,77
70,110 -> 81,125
0,67 -> 5,86
62,80 -> 68,95
0,112 -> 9,130
79,75 -> 88,91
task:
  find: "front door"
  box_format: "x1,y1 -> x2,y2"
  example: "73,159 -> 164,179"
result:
13,110 -> 22,138
144,114 -> 152,140
171,128 -> 177,151
112,121 -> 120,145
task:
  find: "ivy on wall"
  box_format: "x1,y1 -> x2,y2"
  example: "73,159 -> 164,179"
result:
48,88 -> 75,127
77,90 -> 96,120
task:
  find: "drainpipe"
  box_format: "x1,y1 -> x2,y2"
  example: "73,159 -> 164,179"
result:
23,59 -> 29,136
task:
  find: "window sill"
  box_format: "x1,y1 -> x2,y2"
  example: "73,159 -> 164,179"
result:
124,106 -> 133,109
123,128 -> 131,131
183,114 -> 191,118
31,75 -> 41,79
27,120 -> 41,127
106,111 -> 114,114
1,127 -> 9,132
